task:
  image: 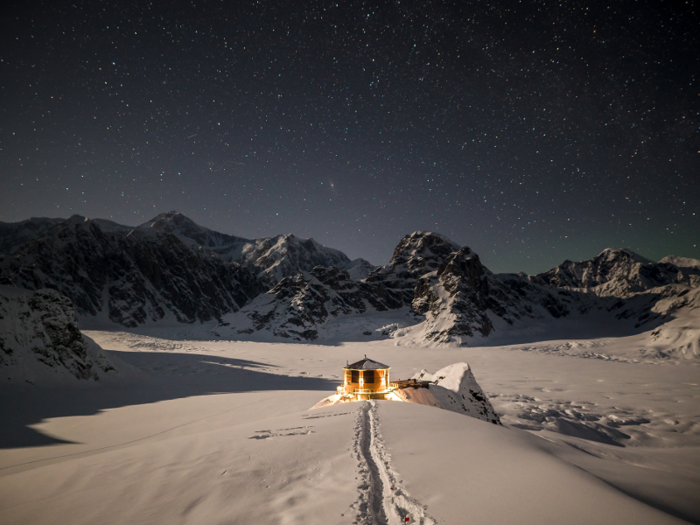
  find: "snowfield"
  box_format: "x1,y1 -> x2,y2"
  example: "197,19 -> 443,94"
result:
1,332 -> 699,524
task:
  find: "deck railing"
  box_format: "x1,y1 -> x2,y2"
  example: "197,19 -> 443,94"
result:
338,383 -> 399,395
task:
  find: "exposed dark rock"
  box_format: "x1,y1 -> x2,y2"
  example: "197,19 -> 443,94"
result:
411,247 -> 570,344
0,286 -> 115,382
236,265 -> 407,340
0,216 -> 265,327
365,231 -> 462,305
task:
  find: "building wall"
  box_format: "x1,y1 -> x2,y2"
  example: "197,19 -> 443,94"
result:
343,368 -> 390,394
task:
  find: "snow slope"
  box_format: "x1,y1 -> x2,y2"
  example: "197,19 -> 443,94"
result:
1,333 -> 698,524
396,363 -> 501,424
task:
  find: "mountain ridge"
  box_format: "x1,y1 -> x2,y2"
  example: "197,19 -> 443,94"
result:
1,212 -> 698,350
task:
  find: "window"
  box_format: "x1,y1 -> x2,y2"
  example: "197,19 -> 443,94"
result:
363,371 -> 375,384
351,370 -> 359,383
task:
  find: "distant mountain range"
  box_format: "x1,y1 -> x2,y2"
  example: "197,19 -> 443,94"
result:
1,212 -> 699,351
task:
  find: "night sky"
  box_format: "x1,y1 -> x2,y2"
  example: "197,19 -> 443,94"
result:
1,1 -> 698,274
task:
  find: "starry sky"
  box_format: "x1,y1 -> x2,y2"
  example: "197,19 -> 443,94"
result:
1,1 -> 698,274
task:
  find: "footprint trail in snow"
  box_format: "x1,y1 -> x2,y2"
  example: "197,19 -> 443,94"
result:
353,401 -> 436,525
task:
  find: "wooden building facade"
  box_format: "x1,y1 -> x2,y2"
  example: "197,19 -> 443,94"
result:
337,356 -> 396,400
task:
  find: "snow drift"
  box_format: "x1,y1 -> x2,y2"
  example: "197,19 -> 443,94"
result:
395,362 -> 501,424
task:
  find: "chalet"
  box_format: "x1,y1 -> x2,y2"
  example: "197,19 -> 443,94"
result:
337,355 -> 397,400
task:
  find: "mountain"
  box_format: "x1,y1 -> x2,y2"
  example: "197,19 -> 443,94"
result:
139,211 -> 250,259
0,217 -> 64,255
140,211 -> 375,286
2,212 -> 698,347
228,232 -> 570,344
228,231 -> 468,341
0,211 -> 374,329
659,255 -> 700,270
365,231 -> 463,305
229,265 -> 408,341
0,286 -> 116,383
237,233 -> 373,287
530,248 -> 700,297
411,247 -> 569,344
0,215 -> 264,327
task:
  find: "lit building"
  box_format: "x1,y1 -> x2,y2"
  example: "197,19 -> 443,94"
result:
337,355 -> 397,400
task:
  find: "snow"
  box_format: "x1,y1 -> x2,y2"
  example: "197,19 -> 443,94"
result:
2,217 -> 699,522
392,363 -> 501,423
661,255 -> 700,270
1,332 -> 698,524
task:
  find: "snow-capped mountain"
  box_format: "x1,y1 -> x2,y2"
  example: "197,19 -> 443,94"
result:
228,231 -> 468,341
238,233 -> 374,287
0,211 -> 374,329
228,232 -> 570,344
530,248 -> 700,297
139,211 -> 250,259
0,217 -> 64,255
230,265 -> 408,341
412,247 -> 569,344
0,215 -> 264,327
365,231 -> 463,305
0,286 -> 115,383
140,211 -> 375,286
2,212 -> 698,347
659,255 -> 700,270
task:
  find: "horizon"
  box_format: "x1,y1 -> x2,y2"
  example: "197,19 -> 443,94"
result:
1,209 -> 692,275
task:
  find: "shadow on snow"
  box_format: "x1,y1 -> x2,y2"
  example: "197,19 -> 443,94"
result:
0,351 -> 337,449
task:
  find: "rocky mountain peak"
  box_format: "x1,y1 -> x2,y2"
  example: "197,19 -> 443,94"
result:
596,248 -> 654,265
142,210 -> 197,231
373,231 -> 461,281
65,214 -> 90,224
239,233 -> 356,287
532,247 -> 700,297
138,211 -> 250,255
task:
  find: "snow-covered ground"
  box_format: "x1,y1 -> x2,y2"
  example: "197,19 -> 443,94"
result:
1,332 -> 699,524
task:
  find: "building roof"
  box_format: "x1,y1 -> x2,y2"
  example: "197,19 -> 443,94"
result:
344,355 -> 390,370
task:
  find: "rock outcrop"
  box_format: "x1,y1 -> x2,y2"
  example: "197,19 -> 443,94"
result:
233,265 -> 406,341
0,286 -> 115,383
411,247 -> 569,344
